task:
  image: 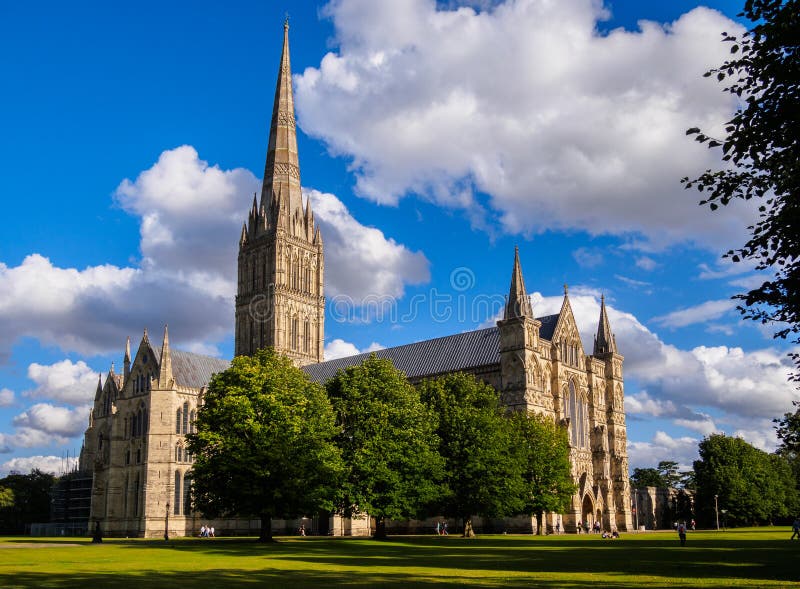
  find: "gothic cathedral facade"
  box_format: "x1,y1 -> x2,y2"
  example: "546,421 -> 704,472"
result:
80,22 -> 632,537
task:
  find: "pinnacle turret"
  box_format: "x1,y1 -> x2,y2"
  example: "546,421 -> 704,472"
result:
504,247 -> 533,319
593,294 -> 618,356
158,324 -> 173,388
123,336 -> 131,382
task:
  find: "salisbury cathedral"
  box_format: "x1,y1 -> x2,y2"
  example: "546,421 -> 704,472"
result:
79,23 -> 632,537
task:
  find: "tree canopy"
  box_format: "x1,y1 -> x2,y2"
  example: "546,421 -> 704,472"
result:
630,461 -> 686,489
509,411 -> 575,535
0,469 -> 54,534
630,468 -> 666,489
186,348 -> 343,541
0,487 -> 12,509
693,433 -> 798,526
774,400 -> 800,487
326,355 -> 443,539
418,372 -> 524,537
683,0 -> 800,378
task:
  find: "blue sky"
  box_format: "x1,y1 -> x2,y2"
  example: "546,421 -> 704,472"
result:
1,0 -> 797,476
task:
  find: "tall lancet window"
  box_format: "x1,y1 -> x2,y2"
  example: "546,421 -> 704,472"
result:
290,317 -> 299,350
174,470 -> 181,515
568,381 -> 585,448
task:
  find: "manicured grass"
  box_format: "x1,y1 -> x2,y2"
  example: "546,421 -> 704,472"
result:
0,528 -> 796,588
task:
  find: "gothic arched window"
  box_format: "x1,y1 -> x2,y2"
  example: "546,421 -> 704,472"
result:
133,475 -> 140,517
290,317 -> 299,350
176,407 -> 182,434
183,473 -> 192,516
569,380 -> 585,448
182,402 -> 189,434
174,471 -> 182,515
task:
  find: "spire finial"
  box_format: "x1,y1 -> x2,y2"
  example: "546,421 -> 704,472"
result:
593,292 -> 617,356
285,12 -> 290,29
503,247 -> 533,320
564,283 -> 569,295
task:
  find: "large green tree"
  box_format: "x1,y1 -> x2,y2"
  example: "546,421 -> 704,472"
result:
630,468 -> 667,489
326,355 -> 443,539
774,400 -> 800,486
658,460 -> 683,488
631,461 -> 685,489
693,433 -> 798,526
509,411 -> 575,535
683,0 -> 800,377
418,372 -> 524,537
186,348 -> 342,542
0,470 -> 55,534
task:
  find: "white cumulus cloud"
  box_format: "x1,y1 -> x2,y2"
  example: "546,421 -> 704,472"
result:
13,403 -> 90,439
307,189 -> 430,299
324,338 -> 385,360
628,430 -> 700,471
296,0 -> 755,248
0,147 -> 428,360
25,359 -> 100,405
0,455 -> 78,477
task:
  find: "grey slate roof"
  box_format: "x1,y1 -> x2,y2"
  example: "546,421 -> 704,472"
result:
303,326 -> 501,384
538,314 -> 559,341
303,313 -> 563,384
152,346 -> 230,389
143,312 -> 562,390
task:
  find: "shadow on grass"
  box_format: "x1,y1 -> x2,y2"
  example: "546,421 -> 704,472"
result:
1,533 -> 796,588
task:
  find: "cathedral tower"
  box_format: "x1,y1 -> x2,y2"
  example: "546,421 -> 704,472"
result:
497,247 -> 543,412
235,21 -> 325,365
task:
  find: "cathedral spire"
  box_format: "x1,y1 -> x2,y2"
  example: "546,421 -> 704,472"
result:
123,336 -> 131,382
593,294 -> 617,355
158,324 -> 173,388
261,20 -> 303,219
504,247 -> 533,319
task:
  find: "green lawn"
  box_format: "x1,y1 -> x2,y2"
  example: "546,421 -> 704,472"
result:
0,528 -> 796,588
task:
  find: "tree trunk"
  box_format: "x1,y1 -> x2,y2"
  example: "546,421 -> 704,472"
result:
463,517 -> 475,538
373,516 -> 387,540
536,510 -> 545,535
258,514 -> 273,542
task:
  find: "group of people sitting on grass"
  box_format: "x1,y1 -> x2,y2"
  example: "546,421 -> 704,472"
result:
199,525 -> 215,537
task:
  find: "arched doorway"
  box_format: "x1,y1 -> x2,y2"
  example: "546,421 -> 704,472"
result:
581,495 -> 594,530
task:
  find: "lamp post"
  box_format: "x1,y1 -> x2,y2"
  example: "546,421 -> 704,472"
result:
634,490 -> 639,532
714,494 -> 719,531
165,501 -> 170,541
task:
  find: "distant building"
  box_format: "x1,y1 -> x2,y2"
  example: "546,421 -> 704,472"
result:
633,487 -> 695,530
80,22 -> 632,537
